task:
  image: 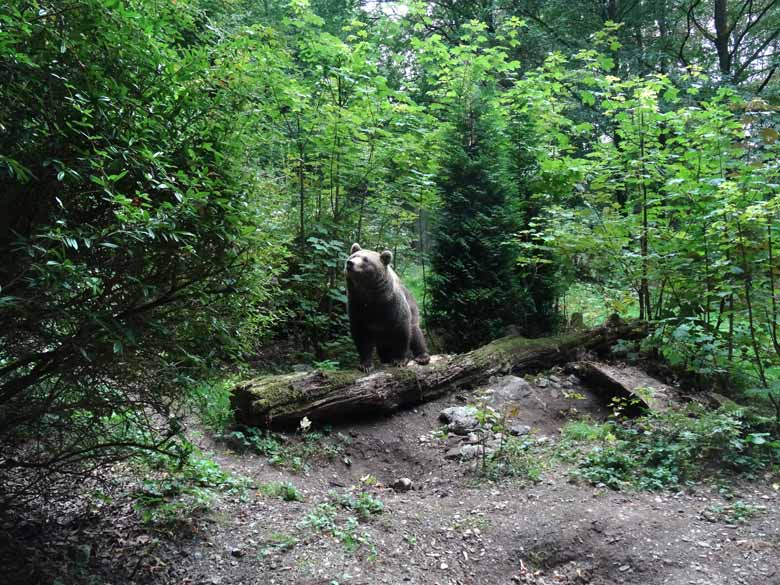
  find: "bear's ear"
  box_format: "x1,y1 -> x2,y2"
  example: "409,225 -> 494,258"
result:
350,243 -> 361,254
380,250 -> 393,265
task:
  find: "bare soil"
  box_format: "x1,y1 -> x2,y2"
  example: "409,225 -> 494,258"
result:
2,370 -> 780,585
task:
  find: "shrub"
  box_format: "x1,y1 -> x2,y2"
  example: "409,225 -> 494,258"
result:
0,0 -> 284,500
567,406 -> 780,490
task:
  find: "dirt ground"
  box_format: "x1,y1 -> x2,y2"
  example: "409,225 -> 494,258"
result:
2,369 -> 780,585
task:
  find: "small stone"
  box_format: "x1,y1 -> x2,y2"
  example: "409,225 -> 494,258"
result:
445,444 -> 486,461
509,423 -> 531,436
230,548 -> 244,558
392,477 -> 413,492
440,562 -> 449,570
618,564 -> 630,572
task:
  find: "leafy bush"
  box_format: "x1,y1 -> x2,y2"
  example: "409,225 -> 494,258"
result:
132,453 -> 249,526
189,377 -> 237,433
0,0 -> 284,496
566,407 -> 779,490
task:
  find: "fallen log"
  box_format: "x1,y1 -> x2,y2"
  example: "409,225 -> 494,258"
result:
566,360 -> 678,413
231,317 -> 648,429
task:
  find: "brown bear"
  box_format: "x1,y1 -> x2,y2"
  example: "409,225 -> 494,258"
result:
345,243 -> 430,371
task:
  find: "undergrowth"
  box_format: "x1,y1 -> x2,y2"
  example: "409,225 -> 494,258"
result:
131,450 -> 250,526
295,489 -> 384,556
559,405 -> 780,490
225,426 -> 352,472
260,481 -> 304,502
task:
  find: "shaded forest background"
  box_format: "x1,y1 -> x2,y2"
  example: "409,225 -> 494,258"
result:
1,0 -> 780,498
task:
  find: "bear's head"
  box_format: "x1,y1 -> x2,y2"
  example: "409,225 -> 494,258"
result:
345,243 -> 393,285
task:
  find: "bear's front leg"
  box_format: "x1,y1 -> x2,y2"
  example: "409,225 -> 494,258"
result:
377,328 -> 411,366
351,326 -> 375,372
410,324 -> 430,365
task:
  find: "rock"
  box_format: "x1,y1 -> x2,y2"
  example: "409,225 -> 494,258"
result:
482,375 -> 533,405
536,378 -> 548,388
439,406 -> 479,435
509,423 -> 531,436
444,446 -> 462,460
465,432 -> 480,444
230,548 -> 244,558
445,444 -> 487,461
391,477 -> 413,492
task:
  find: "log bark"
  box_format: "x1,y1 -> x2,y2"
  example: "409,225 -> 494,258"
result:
565,360 -> 678,414
231,318 -> 648,429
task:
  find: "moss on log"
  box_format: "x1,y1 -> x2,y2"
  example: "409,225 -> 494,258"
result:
231,318 -> 648,429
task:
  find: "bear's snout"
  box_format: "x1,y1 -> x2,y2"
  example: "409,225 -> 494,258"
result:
346,258 -> 356,271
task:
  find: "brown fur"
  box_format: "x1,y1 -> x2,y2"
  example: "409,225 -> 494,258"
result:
345,243 -> 430,371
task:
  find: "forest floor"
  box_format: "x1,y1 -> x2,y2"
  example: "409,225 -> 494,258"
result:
3,367 -> 780,585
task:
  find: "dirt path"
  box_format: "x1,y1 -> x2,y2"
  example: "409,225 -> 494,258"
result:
3,370 -> 780,585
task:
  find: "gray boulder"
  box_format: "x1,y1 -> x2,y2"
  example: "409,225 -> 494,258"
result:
482,375 -> 533,405
439,406 -> 480,435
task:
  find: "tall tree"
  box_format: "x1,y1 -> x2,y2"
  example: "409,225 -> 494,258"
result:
429,92 -> 533,351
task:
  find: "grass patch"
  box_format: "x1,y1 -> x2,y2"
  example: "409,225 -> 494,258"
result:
300,503 -> 377,557
328,490 -> 384,520
259,481 -> 304,502
560,418 -> 612,442
259,532 -> 299,556
704,500 -> 766,524
477,435 -> 543,483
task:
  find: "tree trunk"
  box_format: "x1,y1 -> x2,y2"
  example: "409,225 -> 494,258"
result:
713,0 -> 732,77
231,318 -> 648,429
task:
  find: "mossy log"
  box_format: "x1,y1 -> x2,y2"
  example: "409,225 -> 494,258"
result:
231,318 -> 648,429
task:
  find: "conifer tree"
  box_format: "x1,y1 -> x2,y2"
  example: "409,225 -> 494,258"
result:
429,94 -> 534,351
